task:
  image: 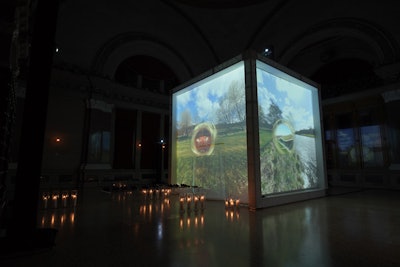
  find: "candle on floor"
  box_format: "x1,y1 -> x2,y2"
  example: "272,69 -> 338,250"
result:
200,195 -> 205,210
186,195 -> 192,211
62,192 -> 69,208
42,193 -> 49,209
52,193 -> 59,209
71,191 -> 78,207
179,196 -> 185,213
229,198 -> 234,208
194,195 -> 199,211
235,199 -> 240,208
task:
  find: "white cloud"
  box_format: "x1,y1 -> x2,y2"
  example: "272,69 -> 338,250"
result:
283,106 -> 313,131
258,86 -> 274,115
176,89 -> 192,108
196,90 -> 212,119
275,77 -> 309,105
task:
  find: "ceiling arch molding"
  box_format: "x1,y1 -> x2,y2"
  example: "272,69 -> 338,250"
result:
278,18 -> 400,77
171,0 -> 270,9
90,32 -> 193,83
245,0 -> 292,51
160,0 -> 220,65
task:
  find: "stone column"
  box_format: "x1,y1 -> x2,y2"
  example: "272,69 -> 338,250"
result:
9,0 -> 59,248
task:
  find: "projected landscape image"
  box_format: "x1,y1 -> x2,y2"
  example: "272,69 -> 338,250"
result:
172,62 -> 248,202
257,62 -> 319,195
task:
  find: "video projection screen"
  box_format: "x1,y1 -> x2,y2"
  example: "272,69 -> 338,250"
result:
256,60 -> 323,196
171,61 -> 248,202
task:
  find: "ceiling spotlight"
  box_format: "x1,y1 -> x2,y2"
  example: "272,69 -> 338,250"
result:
262,46 -> 274,58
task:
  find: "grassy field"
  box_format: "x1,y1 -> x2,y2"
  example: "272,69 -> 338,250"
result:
259,129 -> 305,195
259,128 -> 273,148
175,128 -> 308,198
175,130 -> 248,199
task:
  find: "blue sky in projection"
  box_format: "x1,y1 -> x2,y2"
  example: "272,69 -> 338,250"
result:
257,68 -> 316,131
175,63 -> 244,125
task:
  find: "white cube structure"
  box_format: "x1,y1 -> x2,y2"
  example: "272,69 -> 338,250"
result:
170,51 -> 327,209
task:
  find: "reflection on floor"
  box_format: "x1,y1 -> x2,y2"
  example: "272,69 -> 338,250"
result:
1,187 -> 400,267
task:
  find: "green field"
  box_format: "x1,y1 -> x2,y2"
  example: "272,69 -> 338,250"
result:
259,129 -> 305,195
259,128 -> 273,148
175,130 -> 248,199
175,128 -> 308,198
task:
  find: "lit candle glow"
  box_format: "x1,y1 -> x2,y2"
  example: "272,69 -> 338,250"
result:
179,196 -> 185,212
42,193 -> 49,209
200,195 -> 205,210
62,192 -> 69,208
194,195 -> 199,211
71,191 -> 78,207
225,197 -> 240,210
186,195 -> 192,211
52,193 -> 59,209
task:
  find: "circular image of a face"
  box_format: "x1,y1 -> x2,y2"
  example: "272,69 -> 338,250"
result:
191,122 -> 217,156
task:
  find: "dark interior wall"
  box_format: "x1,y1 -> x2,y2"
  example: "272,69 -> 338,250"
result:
41,90 -> 85,171
384,100 -> 400,165
140,111 -> 160,169
113,108 -> 136,169
163,114 -> 169,168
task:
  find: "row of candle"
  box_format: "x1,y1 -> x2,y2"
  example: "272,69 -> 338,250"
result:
225,197 -> 240,209
179,193 -> 205,213
142,188 -> 172,199
112,182 -> 128,190
42,190 -> 78,209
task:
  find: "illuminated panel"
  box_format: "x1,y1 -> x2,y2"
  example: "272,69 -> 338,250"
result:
256,60 -> 323,196
171,61 -> 248,202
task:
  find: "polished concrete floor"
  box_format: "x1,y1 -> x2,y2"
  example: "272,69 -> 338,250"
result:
1,187 -> 400,267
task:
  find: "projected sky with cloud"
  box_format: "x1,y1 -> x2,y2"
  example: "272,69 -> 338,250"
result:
257,70 -> 315,132
257,61 -> 320,195
175,64 -> 245,126
172,62 -> 248,202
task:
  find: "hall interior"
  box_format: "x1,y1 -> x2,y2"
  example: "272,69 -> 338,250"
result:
0,1 -> 400,266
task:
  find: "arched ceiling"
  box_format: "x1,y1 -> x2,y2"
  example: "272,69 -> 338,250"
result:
2,0 -> 400,99
171,0 -> 269,8
311,58 -> 382,99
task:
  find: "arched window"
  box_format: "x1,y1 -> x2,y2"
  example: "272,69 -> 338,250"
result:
114,55 -> 179,94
